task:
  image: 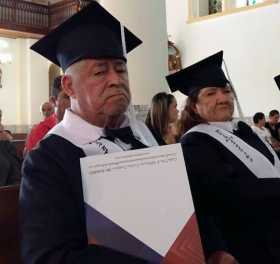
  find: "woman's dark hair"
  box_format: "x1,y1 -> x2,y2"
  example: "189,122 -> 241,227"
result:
253,112 -> 265,124
145,92 -> 175,137
177,88 -> 208,137
51,75 -> 63,100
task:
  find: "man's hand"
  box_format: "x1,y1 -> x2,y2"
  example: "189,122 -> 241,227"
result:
207,251 -> 239,264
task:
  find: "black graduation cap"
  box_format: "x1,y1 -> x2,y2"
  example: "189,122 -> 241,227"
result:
274,74 -> 280,90
166,51 -> 229,96
31,1 -> 142,71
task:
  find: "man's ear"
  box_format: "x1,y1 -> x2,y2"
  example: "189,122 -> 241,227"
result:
191,102 -> 198,114
62,75 -> 76,99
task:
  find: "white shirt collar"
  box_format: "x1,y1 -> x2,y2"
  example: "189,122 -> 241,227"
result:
59,109 -> 105,145
53,109 -> 131,146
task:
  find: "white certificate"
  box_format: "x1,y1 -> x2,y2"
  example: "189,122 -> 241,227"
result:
80,143 -> 205,263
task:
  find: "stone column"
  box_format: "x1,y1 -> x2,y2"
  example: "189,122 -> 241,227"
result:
100,0 -> 169,105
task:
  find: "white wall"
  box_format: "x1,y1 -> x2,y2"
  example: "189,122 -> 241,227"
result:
199,0 -> 209,16
166,0 -> 280,117
0,37 -> 17,125
100,0 -> 169,105
1,0 -> 169,125
28,39 -> 49,124
0,37 -> 49,125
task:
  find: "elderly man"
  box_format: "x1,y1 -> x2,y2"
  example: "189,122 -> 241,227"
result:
20,2 -> 157,264
166,51 -> 280,264
24,75 -> 70,156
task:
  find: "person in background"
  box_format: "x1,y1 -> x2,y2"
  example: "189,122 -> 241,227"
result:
49,75 -> 70,122
0,109 -> 13,141
0,109 -> 10,137
145,92 -> 178,145
23,75 -> 69,155
55,90 -> 70,122
1,129 -> 13,141
41,101 -> 55,118
251,112 -> 273,146
166,50 -> 280,264
20,2 -> 157,264
0,123 -> 21,186
265,109 -> 280,145
23,101 -> 56,154
0,140 -> 21,186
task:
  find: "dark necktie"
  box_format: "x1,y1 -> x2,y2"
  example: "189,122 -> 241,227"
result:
234,121 -> 274,164
105,126 -> 148,150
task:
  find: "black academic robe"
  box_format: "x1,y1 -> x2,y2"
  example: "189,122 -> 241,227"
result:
181,129 -> 280,263
20,135 -> 151,264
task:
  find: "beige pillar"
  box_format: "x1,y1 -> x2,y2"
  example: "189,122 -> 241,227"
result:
100,0 -> 169,105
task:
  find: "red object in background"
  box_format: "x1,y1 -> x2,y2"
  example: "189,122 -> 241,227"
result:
24,113 -> 57,153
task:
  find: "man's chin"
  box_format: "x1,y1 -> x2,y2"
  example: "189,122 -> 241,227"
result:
219,115 -> 233,122
106,103 -> 129,116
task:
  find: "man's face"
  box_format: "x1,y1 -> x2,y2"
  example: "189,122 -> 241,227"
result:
194,86 -> 234,122
270,114 -> 279,125
64,58 -> 130,125
41,102 -> 54,118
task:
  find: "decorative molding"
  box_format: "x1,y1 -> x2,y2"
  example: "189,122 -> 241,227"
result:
0,0 -> 82,38
0,0 -> 49,36
49,0 -> 78,30
168,40 -> 182,74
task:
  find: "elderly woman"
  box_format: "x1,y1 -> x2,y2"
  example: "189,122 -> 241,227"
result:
166,51 -> 280,264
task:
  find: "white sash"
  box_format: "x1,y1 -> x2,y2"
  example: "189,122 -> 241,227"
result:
79,138 -> 125,156
49,124 -> 125,156
186,124 -> 280,178
47,109 -> 158,157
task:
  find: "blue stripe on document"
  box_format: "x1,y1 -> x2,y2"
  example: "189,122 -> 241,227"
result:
85,203 -> 163,263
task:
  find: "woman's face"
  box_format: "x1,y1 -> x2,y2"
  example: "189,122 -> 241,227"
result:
194,86 -> 234,122
168,98 -> 179,123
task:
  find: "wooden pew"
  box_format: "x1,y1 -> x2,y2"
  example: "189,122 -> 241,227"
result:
0,185 -> 21,263
12,139 -> 26,162
8,132 -> 27,162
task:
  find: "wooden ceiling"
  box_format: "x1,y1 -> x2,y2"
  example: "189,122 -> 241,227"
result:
0,0 -> 79,39
25,0 -> 62,5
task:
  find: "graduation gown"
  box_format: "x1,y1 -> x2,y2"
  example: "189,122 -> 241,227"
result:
181,125 -> 280,263
20,135 -> 152,264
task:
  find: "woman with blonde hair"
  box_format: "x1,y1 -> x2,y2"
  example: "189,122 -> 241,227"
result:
145,92 -> 178,145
